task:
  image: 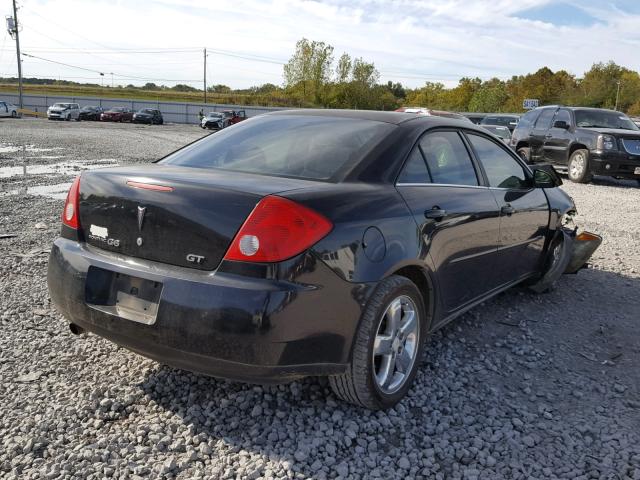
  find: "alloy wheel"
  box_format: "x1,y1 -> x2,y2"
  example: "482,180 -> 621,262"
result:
372,295 -> 420,394
570,153 -> 585,178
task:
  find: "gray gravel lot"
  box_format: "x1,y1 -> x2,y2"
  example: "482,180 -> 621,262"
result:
1,117 -> 639,479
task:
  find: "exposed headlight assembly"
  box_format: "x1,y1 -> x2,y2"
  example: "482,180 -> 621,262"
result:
597,134 -> 616,150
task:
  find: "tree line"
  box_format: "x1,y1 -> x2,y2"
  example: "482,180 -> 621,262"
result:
279,38 -> 640,114
2,38 -> 639,114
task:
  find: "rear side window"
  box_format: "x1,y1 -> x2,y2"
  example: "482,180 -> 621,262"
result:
468,134 -> 529,189
397,148 -> 430,184
160,115 -> 394,181
517,109 -> 541,129
534,108 -> 557,130
419,131 -> 478,186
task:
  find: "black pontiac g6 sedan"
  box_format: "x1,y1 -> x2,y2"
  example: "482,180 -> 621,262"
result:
47,110 -> 601,409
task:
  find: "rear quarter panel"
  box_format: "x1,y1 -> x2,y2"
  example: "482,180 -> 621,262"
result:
282,184 -> 424,284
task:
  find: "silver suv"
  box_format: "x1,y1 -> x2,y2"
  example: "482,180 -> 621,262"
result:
47,103 -> 80,121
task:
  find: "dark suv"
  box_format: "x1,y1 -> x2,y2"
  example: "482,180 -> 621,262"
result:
511,106 -> 640,184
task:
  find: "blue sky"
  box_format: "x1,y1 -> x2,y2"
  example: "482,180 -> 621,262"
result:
1,0 -> 639,88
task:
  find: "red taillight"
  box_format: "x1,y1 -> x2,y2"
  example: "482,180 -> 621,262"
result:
224,196 -> 333,263
62,176 -> 81,229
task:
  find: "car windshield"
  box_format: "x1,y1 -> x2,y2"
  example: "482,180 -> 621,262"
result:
574,110 -> 639,131
53,103 -> 71,108
483,125 -> 511,139
481,116 -> 518,127
207,113 -> 223,118
81,106 -> 96,110
160,114 -> 394,181
139,109 -> 155,114
108,108 -> 125,112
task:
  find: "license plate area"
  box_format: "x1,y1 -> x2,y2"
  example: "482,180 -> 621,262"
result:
634,167 -> 640,175
85,267 -> 163,325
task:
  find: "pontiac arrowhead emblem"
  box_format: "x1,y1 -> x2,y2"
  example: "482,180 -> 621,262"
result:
137,206 -> 146,232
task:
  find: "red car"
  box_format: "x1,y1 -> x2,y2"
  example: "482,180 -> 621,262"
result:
222,109 -> 247,125
101,107 -> 134,122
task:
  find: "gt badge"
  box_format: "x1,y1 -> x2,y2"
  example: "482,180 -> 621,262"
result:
186,254 -> 205,264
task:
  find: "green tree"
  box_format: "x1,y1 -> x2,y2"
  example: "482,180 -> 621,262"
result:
468,78 -> 508,112
283,38 -> 334,105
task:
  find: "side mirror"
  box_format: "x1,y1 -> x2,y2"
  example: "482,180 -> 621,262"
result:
553,120 -> 570,129
532,165 -> 562,188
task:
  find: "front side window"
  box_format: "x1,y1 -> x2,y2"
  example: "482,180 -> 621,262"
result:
553,109 -> 571,126
419,131 -> 478,186
468,134 -> 529,189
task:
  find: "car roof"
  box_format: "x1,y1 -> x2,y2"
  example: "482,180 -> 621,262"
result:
268,109 -> 428,125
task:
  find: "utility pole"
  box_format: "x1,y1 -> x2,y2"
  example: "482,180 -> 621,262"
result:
11,0 -> 23,108
203,47 -> 207,104
614,81 -> 621,111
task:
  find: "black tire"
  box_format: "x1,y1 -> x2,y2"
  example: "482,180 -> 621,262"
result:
329,275 -> 427,410
11,110 -> 17,118
517,147 -> 531,163
567,149 -> 592,183
65,115 -> 70,121
528,231 -> 573,293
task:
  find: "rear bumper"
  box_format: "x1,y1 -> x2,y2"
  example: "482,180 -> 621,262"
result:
47,238 -> 372,383
589,150 -> 640,178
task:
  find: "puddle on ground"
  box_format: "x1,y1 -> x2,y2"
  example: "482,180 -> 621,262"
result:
0,158 -> 120,199
0,159 -> 119,179
1,182 -> 74,200
0,143 -> 63,155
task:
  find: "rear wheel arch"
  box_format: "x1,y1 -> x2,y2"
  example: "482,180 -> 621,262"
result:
392,265 -> 435,329
516,141 -> 530,150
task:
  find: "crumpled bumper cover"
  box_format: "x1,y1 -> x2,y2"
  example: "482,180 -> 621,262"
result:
565,231 -> 602,274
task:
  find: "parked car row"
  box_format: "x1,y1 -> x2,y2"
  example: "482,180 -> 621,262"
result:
46,103 -> 164,124
200,109 -> 247,130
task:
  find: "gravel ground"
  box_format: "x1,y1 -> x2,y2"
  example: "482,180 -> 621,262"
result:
1,117 -> 639,480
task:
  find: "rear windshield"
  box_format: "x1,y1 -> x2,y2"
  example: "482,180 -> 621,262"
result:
574,110 -> 638,131
160,114 -> 394,180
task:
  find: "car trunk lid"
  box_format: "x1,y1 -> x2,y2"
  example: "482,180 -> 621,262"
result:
78,165 -> 318,270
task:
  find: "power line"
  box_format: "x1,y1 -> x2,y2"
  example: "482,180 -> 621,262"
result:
21,52 -> 201,83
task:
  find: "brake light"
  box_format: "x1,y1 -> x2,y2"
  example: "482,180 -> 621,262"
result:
224,196 -> 333,263
62,176 -> 81,229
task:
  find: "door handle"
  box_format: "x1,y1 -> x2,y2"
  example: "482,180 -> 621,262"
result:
545,134 -> 553,138
425,207 -> 447,220
501,204 -> 515,216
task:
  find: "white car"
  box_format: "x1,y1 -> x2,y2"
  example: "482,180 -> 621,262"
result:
0,101 -> 18,118
47,103 -> 81,121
